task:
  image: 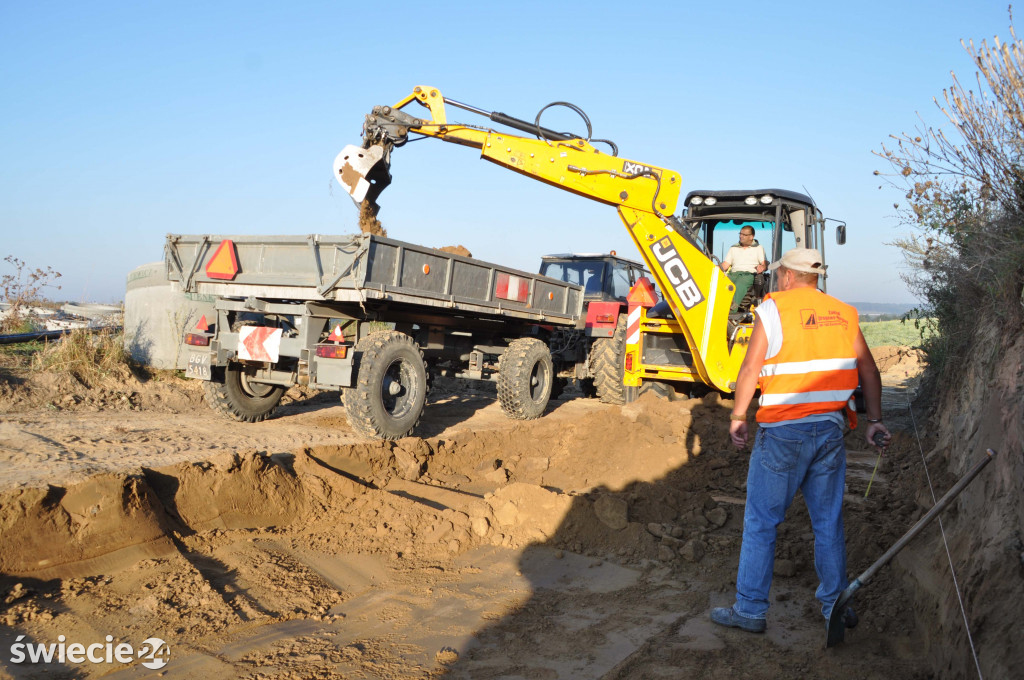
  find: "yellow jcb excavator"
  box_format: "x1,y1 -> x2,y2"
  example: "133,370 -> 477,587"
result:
335,86 -> 846,399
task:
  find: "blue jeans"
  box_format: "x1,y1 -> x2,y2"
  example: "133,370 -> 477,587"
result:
733,421 -> 848,621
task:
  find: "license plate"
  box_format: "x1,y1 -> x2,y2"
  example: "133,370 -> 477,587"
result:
186,352 -> 212,380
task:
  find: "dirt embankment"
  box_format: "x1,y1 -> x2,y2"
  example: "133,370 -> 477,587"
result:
891,327 -> 1024,679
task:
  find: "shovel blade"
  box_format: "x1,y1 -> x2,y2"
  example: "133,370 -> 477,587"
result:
333,144 -> 390,204
825,581 -> 860,648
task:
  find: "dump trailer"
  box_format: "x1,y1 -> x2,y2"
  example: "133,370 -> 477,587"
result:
166,232 -> 584,439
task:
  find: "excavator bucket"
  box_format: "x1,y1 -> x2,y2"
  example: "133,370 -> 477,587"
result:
333,144 -> 391,205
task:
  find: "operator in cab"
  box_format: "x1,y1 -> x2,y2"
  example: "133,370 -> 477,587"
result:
720,227 -> 766,314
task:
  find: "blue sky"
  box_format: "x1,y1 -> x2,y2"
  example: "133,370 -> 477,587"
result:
0,1 -> 1013,304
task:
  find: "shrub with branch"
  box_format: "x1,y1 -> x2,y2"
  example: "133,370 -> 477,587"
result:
876,12 -> 1024,378
0,256 -> 62,334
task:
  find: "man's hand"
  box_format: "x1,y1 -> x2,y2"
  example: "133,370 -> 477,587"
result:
866,422 -> 891,452
730,419 -> 749,448
755,262 -> 766,273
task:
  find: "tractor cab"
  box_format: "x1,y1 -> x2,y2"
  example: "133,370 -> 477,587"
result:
539,253 -> 652,303
540,253 -> 655,338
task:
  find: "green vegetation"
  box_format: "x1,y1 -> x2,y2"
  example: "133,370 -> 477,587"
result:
877,16 -> 1024,386
0,339 -> 47,370
860,318 -> 935,349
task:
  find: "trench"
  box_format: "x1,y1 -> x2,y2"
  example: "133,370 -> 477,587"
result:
0,378 -> 1004,679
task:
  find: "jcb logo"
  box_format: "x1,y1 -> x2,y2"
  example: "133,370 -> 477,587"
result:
652,238 -> 704,310
622,160 -> 660,177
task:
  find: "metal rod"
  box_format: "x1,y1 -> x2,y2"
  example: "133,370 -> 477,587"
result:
443,97 -> 490,117
444,97 -> 574,141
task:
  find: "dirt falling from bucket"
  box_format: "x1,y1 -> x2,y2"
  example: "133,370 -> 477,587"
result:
359,200 -> 387,237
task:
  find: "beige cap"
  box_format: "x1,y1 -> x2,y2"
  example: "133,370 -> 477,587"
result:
767,248 -> 826,275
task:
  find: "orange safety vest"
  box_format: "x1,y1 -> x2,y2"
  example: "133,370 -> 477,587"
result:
756,287 -> 860,425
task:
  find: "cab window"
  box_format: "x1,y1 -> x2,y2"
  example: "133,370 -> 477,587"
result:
610,264 -> 633,299
704,220 -> 772,263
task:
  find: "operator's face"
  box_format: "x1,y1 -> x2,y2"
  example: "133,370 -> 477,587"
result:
739,230 -> 755,244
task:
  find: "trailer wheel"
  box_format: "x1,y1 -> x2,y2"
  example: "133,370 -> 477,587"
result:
497,338 -> 553,420
591,313 -> 626,405
203,363 -> 286,422
344,331 -> 427,440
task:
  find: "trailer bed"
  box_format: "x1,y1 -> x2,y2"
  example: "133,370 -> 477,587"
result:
165,233 -> 583,325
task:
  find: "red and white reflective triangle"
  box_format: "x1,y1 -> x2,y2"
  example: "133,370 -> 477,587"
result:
237,327 -> 283,362
329,325 -> 345,343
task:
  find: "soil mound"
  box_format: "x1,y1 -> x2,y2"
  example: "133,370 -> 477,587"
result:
0,368 -> 204,414
870,344 -> 924,376
437,245 -> 472,258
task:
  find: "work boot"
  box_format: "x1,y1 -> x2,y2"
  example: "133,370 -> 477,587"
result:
842,606 -> 858,629
710,606 -> 766,633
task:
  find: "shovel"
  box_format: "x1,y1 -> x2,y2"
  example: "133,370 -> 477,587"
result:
825,448 -> 996,648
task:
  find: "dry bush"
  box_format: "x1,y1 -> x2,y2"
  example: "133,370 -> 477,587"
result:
0,256 -> 62,333
32,328 -> 134,385
876,12 -> 1024,381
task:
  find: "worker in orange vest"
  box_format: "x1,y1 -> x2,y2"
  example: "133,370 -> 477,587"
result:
711,248 -> 891,634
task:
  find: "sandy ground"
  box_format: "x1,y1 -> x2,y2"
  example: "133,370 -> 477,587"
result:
0,348 -> 944,679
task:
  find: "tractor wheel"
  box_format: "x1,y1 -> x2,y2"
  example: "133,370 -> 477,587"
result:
591,314 -> 627,405
343,330 -> 427,440
497,338 -> 553,420
203,363 -> 286,422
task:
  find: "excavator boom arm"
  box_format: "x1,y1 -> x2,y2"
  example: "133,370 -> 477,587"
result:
335,86 -> 747,391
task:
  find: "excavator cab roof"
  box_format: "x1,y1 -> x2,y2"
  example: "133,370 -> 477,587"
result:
682,189 -> 817,213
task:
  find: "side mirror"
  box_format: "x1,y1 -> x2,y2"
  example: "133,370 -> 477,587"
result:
835,222 -> 847,245
824,217 -> 846,246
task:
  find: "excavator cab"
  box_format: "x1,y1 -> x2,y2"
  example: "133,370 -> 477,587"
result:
622,189 -> 842,396
681,189 -> 825,294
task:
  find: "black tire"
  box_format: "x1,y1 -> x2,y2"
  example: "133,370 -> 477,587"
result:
203,363 -> 286,422
343,330 -> 427,440
640,381 -> 676,401
497,338 -> 553,420
591,314 -> 627,405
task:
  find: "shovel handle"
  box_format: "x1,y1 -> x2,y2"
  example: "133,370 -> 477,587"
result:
856,448 -> 995,586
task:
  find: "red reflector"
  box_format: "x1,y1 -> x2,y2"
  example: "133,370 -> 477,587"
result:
185,333 -> 210,347
196,314 -> 209,331
624,353 -> 634,371
206,240 -> 239,280
595,314 -> 615,324
316,344 -> 348,359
